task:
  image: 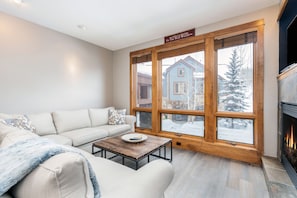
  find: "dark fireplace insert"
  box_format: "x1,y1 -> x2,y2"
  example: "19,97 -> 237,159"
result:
282,102 -> 297,188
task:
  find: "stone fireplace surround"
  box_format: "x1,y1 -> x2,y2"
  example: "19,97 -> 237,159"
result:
278,64 -> 297,161
261,64 -> 297,197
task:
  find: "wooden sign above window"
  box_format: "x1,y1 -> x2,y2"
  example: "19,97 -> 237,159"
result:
164,29 -> 195,43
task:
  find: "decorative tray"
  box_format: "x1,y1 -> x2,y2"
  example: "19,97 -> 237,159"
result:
121,133 -> 147,143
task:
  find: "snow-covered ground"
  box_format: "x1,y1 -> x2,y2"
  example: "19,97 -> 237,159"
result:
162,119 -> 204,137
161,119 -> 253,144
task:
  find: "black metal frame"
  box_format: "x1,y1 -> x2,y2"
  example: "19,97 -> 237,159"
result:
92,141 -> 172,170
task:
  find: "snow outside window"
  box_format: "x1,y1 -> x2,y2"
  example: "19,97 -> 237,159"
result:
161,114 -> 204,137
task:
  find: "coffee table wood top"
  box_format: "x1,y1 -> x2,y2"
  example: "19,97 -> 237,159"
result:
93,133 -> 171,160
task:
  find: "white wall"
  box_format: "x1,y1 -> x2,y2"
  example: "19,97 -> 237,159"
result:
112,5 -> 280,157
0,11 -> 113,114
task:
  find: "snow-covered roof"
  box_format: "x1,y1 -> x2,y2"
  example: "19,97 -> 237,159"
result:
164,56 -> 204,74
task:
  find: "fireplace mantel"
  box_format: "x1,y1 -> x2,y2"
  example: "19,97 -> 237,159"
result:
278,64 -> 297,105
278,63 -> 297,80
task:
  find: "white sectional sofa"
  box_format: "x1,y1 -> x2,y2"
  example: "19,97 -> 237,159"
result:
0,122 -> 174,198
0,107 -> 174,198
1,107 -> 136,153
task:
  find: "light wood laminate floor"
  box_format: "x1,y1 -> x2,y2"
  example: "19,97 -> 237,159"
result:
164,148 -> 269,198
108,148 -> 269,198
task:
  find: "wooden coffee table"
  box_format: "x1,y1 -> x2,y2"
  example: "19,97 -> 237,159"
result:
92,133 -> 172,169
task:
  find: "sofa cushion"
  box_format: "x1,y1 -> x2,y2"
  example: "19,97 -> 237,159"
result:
0,123 -> 38,148
52,109 -> 91,133
89,107 -> 114,127
11,152 -> 95,198
108,109 -> 126,125
43,134 -> 72,146
95,124 -> 130,137
27,113 -> 56,136
82,150 -> 135,195
60,127 -> 108,147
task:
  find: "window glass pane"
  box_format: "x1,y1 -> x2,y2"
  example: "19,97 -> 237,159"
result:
161,113 -> 204,137
136,111 -> 152,129
217,117 -> 253,144
162,51 -> 205,110
136,61 -> 152,108
217,44 -> 253,113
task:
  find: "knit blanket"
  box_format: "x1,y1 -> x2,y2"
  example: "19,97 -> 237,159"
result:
0,137 -> 100,197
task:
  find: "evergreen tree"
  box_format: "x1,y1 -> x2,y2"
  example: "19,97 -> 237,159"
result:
219,49 -> 249,127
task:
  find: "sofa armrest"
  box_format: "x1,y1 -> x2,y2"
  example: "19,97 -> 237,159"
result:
11,153 -> 94,198
125,115 -> 136,132
103,159 -> 174,198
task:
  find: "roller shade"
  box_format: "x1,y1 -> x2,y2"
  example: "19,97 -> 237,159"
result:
132,54 -> 152,64
157,43 -> 204,60
215,31 -> 257,50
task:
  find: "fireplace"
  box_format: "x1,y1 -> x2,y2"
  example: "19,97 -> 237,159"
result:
281,102 -> 297,188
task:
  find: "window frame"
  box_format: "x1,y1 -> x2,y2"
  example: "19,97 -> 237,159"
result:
130,20 -> 264,164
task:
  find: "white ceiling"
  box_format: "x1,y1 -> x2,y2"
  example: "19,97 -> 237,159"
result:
0,0 -> 280,51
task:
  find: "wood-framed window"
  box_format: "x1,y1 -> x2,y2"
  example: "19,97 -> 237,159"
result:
130,51 -> 153,129
130,20 -> 264,164
173,82 -> 187,95
177,68 -> 185,77
215,31 -> 257,145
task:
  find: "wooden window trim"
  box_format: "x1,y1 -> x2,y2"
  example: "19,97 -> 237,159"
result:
130,20 -> 264,164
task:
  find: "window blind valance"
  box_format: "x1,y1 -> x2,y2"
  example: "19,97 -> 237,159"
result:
132,54 -> 152,64
215,31 -> 257,50
157,43 -> 204,60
